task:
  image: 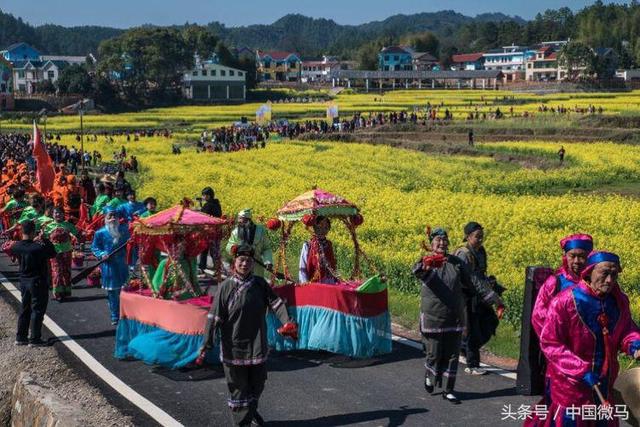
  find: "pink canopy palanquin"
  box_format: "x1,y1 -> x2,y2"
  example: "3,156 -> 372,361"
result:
270,189 -> 372,283
277,188 -> 359,221
130,201 -> 231,269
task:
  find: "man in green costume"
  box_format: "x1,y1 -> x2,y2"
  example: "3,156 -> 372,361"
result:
105,184 -> 127,210
150,254 -> 200,299
225,209 -> 273,279
2,187 -> 28,226
90,183 -> 111,217
43,207 -> 81,300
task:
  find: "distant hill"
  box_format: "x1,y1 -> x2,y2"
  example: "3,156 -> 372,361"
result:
0,9 -> 124,55
208,11 -> 526,56
0,8 -> 523,57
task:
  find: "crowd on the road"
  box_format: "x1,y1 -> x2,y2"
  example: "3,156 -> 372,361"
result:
0,124 -> 637,427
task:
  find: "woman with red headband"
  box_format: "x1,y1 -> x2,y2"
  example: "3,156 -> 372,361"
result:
529,251 -> 640,426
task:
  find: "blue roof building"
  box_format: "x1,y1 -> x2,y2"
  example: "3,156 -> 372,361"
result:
1,42 -> 41,63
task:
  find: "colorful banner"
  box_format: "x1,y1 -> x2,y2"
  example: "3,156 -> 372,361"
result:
326,102 -> 339,120
256,101 -> 272,124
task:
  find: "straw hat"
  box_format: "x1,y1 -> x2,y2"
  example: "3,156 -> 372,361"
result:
100,174 -> 116,184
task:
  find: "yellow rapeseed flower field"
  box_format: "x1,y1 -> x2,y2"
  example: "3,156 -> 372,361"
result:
73,134 -> 640,328
10,89 -> 640,132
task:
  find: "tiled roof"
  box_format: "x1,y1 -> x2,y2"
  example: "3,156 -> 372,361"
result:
258,50 -> 299,61
452,53 -> 484,63
413,52 -> 438,62
380,46 -> 410,54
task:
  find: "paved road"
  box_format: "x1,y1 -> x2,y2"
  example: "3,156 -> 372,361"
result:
0,253 -> 536,426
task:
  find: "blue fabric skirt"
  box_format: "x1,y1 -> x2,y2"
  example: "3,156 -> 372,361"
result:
114,318 -> 219,369
267,306 -> 392,359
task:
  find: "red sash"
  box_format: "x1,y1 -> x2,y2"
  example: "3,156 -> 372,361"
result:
306,236 -> 337,283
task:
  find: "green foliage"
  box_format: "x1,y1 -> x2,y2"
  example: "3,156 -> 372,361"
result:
558,41 -> 595,80
34,79 -> 56,94
97,27 -> 194,105
402,32 -> 440,56
56,64 -> 92,95
182,25 -> 218,60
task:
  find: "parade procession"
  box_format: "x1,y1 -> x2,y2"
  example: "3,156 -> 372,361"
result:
0,116 -> 636,427
5,1 -> 640,424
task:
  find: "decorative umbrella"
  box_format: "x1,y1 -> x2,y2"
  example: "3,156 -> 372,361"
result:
277,188 -> 359,221
268,188 -> 375,286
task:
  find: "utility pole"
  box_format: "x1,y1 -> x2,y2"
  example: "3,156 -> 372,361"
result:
79,101 -> 85,171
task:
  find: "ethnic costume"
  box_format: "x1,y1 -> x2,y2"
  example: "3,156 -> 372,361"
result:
226,210 -> 273,278
3,197 -> 28,227
454,239 -> 502,371
90,193 -> 110,217
43,220 -> 80,299
532,234 -> 594,338
117,200 -> 146,223
528,252 -> 640,427
298,235 -> 337,284
414,229 -> 500,400
91,219 -> 130,323
202,270 -> 292,426
529,234 -> 594,404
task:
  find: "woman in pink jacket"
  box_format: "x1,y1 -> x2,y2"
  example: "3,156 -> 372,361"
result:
531,233 -> 593,337
527,251 -> 640,426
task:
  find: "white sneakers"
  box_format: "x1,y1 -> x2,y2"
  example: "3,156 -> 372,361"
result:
464,367 -> 487,375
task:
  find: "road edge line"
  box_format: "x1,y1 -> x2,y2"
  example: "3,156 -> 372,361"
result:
0,273 -> 184,427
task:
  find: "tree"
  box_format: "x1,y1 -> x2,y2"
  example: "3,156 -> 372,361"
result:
97,27 -> 193,105
558,41 -> 595,80
35,79 -> 56,94
182,25 -> 218,61
403,32 -> 440,56
56,64 -> 93,94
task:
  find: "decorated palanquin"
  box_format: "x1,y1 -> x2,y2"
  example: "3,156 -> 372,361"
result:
265,189 -> 392,359
114,201 -> 231,368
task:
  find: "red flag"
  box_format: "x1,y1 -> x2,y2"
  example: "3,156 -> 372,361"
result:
31,122 -> 55,195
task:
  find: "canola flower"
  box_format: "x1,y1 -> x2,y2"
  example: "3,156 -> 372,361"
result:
9,89 -> 640,132
73,135 -> 640,328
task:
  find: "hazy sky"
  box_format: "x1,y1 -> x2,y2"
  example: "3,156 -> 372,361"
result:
1,0 -> 622,28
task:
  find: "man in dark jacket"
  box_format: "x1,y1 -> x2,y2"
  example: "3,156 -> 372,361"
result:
6,220 -> 57,346
454,222 -> 505,376
198,187 -> 222,273
414,227 -> 502,404
200,244 -> 297,426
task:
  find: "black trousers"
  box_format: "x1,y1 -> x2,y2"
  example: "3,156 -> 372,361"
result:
17,279 -> 49,342
223,363 -> 267,426
423,332 -> 462,393
465,315 -> 482,368
198,241 -> 219,271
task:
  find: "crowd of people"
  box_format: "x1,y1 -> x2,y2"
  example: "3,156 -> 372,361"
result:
0,125 -> 637,427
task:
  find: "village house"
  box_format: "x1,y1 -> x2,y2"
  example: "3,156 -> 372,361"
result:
256,50 -> 302,82
301,56 -> 356,83
451,53 -> 485,71
182,58 -> 247,102
378,46 -> 414,71
1,42 -> 40,63
1,42 -> 91,94
526,46 -> 559,81
483,45 -> 536,82
379,46 -> 440,71
412,52 -> 439,71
